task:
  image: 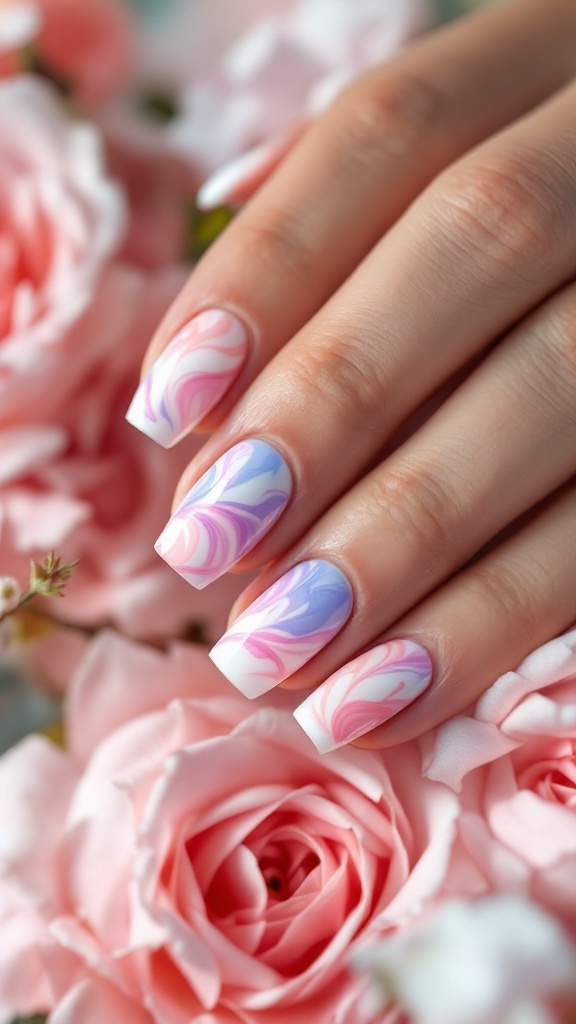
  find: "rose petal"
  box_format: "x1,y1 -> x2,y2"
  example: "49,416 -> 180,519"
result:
50,977 -> 153,1024
0,735 -> 76,895
423,716 -> 520,792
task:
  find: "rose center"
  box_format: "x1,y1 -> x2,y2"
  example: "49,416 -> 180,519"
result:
259,848 -> 320,902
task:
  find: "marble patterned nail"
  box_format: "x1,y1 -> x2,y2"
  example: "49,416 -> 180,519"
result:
293,640 -> 433,754
209,559 -> 353,698
126,309 -> 248,447
155,439 -> 291,589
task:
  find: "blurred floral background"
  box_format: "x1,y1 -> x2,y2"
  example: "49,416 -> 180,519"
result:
1,2 -> 576,1024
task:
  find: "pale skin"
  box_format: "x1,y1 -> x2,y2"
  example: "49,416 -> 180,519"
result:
139,0 -> 576,748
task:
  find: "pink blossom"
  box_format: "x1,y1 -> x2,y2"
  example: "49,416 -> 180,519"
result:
0,0 -> 136,105
0,631 -> 459,1023
167,0 -> 430,174
422,628 -> 576,927
0,261 -> 245,645
135,0 -> 431,175
0,74 -> 242,646
0,75 -> 124,424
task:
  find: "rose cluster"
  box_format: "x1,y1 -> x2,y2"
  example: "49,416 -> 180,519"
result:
1,628 -> 576,1023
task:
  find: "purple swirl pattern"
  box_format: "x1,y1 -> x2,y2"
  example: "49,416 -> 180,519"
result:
155,439 -> 292,589
126,309 -> 248,447
293,640 -> 433,754
209,559 -> 353,698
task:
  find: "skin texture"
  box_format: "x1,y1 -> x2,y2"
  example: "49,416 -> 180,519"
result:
131,0 -> 576,749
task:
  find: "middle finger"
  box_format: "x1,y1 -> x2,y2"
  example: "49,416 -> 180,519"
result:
161,76 -> 576,588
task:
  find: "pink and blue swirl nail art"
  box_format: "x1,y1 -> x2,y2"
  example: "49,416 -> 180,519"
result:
209,559 -> 353,698
126,309 -> 248,447
155,439 -> 292,589
293,639 -> 433,754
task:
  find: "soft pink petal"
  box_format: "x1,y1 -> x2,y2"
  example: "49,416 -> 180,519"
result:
0,882 -> 51,1022
0,736 -> 76,895
66,631 -> 233,761
503,690 -> 576,738
49,977 -> 153,1024
476,628 -> 576,724
423,716 -> 520,791
0,426 -> 67,484
489,790 -> 576,868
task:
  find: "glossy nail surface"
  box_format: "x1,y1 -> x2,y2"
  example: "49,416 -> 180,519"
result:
155,439 -> 291,589
126,309 -> 248,447
293,640 -> 433,754
209,559 -> 353,698
196,145 -> 270,210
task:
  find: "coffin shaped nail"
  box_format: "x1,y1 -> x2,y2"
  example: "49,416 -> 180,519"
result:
209,559 -> 353,698
155,439 -> 292,589
293,639 -> 433,754
126,309 -> 248,447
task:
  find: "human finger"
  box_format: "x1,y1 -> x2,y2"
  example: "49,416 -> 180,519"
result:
206,280 -> 576,698
293,481 -> 576,752
126,0 -> 576,447
162,73 -> 576,590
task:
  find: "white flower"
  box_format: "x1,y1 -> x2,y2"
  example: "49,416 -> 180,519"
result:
354,896 -> 576,1024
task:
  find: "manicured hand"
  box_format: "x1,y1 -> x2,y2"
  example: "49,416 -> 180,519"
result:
127,0 -> 576,753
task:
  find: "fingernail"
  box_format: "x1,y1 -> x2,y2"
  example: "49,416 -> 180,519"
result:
155,439 -> 292,589
126,309 -> 248,447
209,559 -> 353,698
293,640 -> 433,754
194,137 -> 278,210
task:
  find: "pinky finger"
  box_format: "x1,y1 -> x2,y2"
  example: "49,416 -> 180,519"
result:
294,481 -> 576,753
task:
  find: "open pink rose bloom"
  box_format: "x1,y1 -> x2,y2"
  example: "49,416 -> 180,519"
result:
0,2 -> 575,1023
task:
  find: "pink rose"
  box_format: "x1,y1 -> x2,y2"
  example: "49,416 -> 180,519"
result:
0,0 -> 135,105
423,628 -> 576,926
0,631 -> 459,1022
0,262 -> 245,646
0,73 -> 240,646
0,75 -> 124,425
104,125 -> 198,271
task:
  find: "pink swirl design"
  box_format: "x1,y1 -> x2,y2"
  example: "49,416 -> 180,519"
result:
155,439 -> 292,589
126,309 -> 248,447
210,560 -> 353,698
294,640 -> 433,753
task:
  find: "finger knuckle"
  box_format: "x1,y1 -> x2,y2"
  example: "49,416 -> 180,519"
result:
333,68 -> 445,167
370,456 -> 469,570
469,558 -> 548,646
433,156 -> 555,277
234,209 -> 315,288
285,326 -> 391,436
